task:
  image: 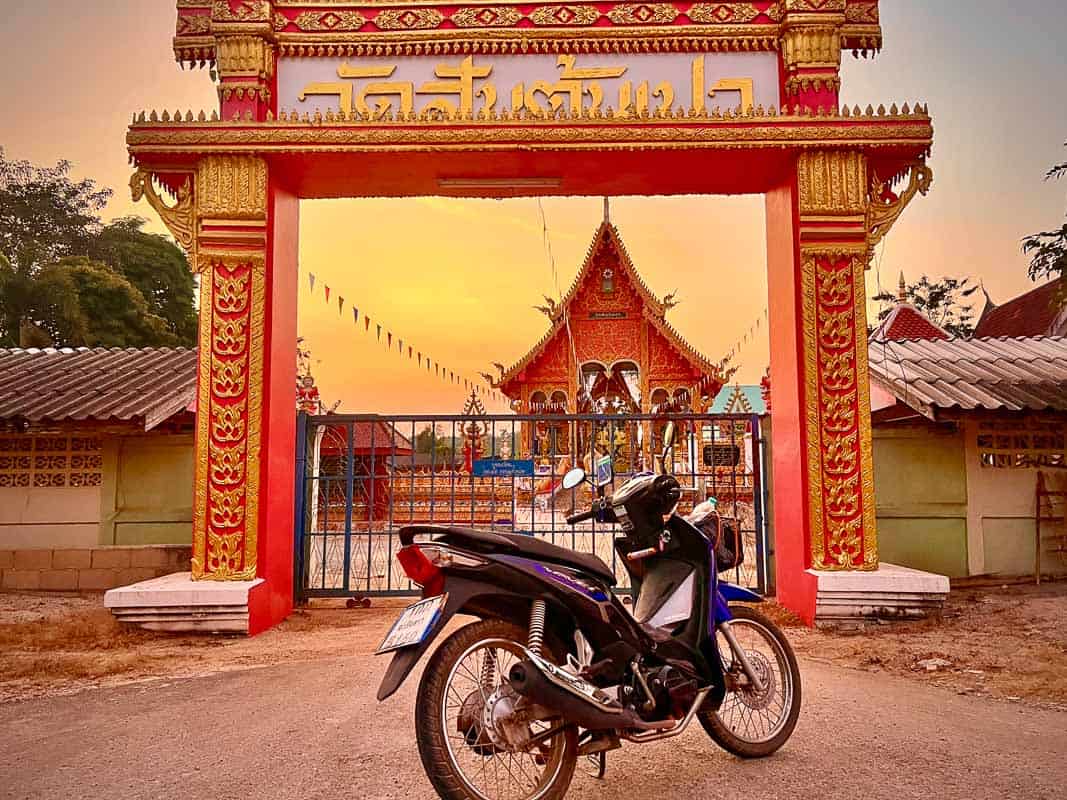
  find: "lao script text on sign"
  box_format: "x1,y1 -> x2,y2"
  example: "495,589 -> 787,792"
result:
279,52 -> 779,119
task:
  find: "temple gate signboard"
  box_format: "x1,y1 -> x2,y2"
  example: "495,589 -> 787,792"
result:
282,53 -> 779,118
126,0 -> 933,632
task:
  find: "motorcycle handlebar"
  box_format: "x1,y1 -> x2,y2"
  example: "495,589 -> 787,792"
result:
566,508 -> 598,525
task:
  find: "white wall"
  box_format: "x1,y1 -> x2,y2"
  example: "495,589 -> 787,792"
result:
0,486 -> 100,548
962,418 -> 1067,577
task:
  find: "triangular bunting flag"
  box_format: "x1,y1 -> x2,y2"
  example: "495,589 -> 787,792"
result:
308,273 -> 316,292
324,285 -> 331,302
398,338 -> 403,353
365,316 -> 371,331
353,307 -> 359,324
408,346 -> 413,359
338,296 -> 344,315
387,332 -> 392,347
376,324 -> 382,340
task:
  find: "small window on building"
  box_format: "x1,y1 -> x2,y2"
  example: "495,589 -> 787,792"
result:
0,436 -> 103,487
976,420 -> 1066,469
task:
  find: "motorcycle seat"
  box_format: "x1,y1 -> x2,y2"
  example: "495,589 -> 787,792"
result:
400,525 -> 617,587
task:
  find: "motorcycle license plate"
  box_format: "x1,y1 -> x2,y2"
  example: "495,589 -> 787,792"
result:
375,594 -> 447,655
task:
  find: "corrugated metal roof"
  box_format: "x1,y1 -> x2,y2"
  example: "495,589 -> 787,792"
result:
0,347 -> 197,431
868,336 -> 1067,417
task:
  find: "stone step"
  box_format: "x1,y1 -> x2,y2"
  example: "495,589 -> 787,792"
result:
104,571 -> 262,634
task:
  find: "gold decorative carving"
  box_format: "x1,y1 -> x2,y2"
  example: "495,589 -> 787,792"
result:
785,0 -> 845,10
606,4 -> 680,25
191,254 -> 266,581
131,152 -> 267,583
219,82 -> 271,103
784,72 -> 840,96
801,251 -> 877,570
866,161 -> 933,255
374,8 -> 445,29
176,13 -> 212,36
451,7 -> 524,27
797,150 -> 866,215
129,171 -> 197,269
273,29 -> 783,58
687,3 -> 760,24
844,2 -> 878,23
528,5 -> 600,26
127,108 -> 934,156
781,24 -> 841,71
292,10 -> 367,31
211,0 -> 271,24
215,34 -> 274,77
196,155 -> 269,219
211,405 -> 246,443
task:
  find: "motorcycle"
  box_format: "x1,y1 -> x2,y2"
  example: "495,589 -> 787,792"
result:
376,422 -> 801,800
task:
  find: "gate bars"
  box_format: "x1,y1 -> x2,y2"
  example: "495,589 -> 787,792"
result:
294,412 -> 769,600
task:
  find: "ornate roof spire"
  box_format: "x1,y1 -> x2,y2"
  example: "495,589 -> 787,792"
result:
897,271 -> 907,302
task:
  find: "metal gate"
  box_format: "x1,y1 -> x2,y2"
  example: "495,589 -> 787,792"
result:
294,412 -> 769,601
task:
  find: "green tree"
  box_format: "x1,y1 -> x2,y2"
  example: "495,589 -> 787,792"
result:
31,258 -> 176,348
415,426 -> 457,463
1023,143 -> 1067,283
87,217 -> 197,344
0,150 -> 195,348
872,275 -> 980,338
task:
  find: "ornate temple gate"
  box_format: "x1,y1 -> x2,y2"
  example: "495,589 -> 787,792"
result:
129,0 -> 933,632
294,412 -> 769,599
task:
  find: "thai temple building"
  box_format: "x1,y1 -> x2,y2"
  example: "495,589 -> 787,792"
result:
492,205 -> 733,472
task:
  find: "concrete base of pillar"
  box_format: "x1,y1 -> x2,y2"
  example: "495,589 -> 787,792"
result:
809,563 -> 949,626
103,571 -> 263,634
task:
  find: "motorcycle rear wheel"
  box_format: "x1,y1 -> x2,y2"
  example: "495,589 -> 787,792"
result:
699,604 -> 802,758
415,619 -> 578,800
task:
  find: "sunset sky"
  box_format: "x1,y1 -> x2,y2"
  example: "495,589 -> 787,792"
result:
2,1 -> 1066,413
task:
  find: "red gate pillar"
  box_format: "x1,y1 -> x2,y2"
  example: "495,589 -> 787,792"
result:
130,155 -> 297,633
768,150 -> 932,623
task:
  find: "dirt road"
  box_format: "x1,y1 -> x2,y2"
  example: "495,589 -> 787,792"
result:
2,607 -> 1065,800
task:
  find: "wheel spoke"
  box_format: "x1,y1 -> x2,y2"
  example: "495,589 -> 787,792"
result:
712,616 -> 795,745
437,633 -> 570,800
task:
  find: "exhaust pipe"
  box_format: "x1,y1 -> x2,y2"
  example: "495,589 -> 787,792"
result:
508,650 -> 669,732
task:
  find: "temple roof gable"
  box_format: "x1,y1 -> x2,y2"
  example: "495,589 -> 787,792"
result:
494,221 -> 725,394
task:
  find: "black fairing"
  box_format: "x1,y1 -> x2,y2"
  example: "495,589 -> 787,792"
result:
378,505 -> 726,703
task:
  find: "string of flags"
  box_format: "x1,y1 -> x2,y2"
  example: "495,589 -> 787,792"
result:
307,271 -> 509,408
724,306 -> 769,365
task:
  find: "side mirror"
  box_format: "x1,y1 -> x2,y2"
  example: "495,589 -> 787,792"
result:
561,467 -> 586,491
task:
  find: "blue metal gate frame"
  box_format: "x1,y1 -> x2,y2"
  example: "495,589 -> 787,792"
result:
294,411 -> 769,602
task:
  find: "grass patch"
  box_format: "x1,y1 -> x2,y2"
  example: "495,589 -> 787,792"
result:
0,607 -> 153,653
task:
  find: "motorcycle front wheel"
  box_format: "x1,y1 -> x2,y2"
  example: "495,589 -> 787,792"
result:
414,619 -> 578,800
699,604 -> 802,758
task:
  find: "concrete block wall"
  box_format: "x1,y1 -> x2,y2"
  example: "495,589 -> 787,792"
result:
0,545 -> 191,592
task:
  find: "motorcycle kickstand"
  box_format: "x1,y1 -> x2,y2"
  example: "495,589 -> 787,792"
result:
577,731 -> 619,780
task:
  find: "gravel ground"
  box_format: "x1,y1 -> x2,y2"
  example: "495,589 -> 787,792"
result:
1,602 -> 1066,800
